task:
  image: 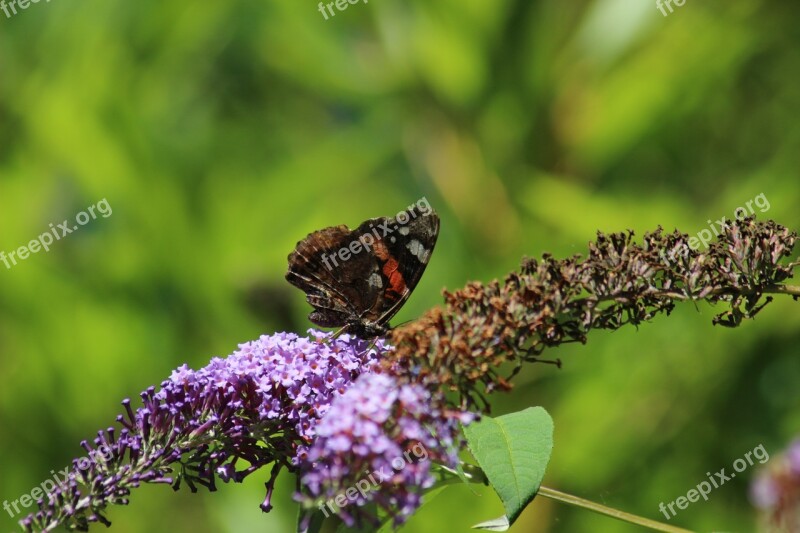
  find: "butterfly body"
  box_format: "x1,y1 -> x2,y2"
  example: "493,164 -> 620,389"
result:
286,203 -> 439,338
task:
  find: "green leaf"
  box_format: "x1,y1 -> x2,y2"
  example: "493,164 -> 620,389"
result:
464,407 -> 554,527
472,515 -> 511,531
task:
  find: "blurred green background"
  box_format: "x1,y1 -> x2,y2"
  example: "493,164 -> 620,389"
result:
1,0 -> 799,531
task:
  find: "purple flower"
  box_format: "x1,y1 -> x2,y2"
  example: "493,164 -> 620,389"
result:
19,330 -> 389,532
751,476 -> 780,509
752,438 -> 800,532
296,372 -> 471,528
786,439 -> 800,476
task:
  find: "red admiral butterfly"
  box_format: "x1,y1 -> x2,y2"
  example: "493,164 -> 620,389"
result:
286,200 -> 439,338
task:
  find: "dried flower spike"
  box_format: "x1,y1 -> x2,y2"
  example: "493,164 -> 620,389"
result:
387,217 -> 798,410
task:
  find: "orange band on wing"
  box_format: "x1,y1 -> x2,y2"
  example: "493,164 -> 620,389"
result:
373,240 -> 407,300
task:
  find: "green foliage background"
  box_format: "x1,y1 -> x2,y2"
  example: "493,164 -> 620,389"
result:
1,0 -> 799,531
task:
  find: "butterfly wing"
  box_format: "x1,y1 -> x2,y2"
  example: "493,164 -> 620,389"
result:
354,209 -> 440,326
286,225 -> 385,328
286,207 -> 439,333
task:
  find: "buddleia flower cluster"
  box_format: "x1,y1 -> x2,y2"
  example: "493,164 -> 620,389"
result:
296,372 -> 471,528
20,331 -> 395,531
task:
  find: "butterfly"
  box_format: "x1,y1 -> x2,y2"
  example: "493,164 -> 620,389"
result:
286,202 -> 439,338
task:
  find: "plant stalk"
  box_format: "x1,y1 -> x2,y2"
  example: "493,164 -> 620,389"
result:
537,485 -> 696,533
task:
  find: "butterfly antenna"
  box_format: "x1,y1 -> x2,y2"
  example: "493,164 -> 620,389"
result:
390,319 -> 414,330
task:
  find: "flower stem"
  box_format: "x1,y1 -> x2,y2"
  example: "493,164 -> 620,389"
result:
440,464 -> 695,532
537,485 -> 696,533
766,284 -> 800,297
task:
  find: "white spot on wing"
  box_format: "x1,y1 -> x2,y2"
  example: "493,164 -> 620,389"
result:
368,272 -> 383,288
397,226 -> 410,235
406,239 -> 428,261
